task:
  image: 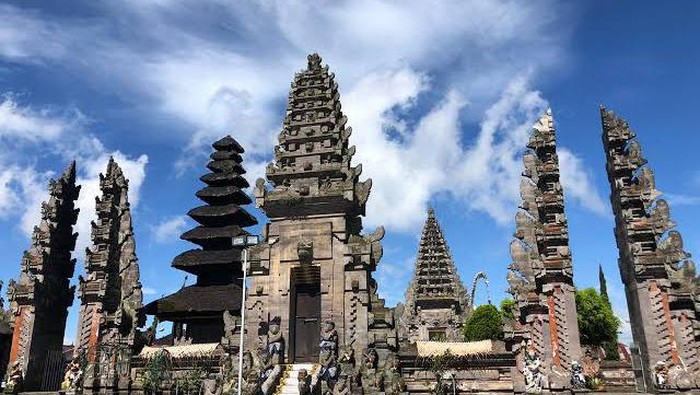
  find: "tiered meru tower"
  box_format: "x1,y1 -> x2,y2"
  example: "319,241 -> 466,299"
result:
76,158 -> 144,392
507,110 -> 582,390
6,162 -> 80,391
403,209 -> 467,342
145,136 -> 257,344
601,107 -> 700,390
251,53 -> 395,363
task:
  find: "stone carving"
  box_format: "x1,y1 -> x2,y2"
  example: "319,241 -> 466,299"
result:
522,344 -> 548,394
6,162 -> 80,391
61,357 -> 84,392
601,106 -> 700,390
506,109 -> 582,391
318,320 -> 340,390
401,209 -> 468,343
297,241 -> 313,265
267,316 -> 284,364
570,361 -> 586,389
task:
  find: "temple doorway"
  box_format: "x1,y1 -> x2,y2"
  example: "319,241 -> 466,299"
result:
290,267 -> 321,362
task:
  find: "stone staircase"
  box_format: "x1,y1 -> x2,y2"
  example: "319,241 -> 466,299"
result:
275,363 -> 317,395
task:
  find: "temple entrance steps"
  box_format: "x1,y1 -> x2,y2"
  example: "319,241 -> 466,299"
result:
275,363 -> 317,395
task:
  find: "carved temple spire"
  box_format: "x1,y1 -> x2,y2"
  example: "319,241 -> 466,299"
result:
76,158 -> 144,386
6,161 -> 80,390
401,208 -> 467,342
506,109 -> 582,390
254,53 -> 372,221
406,208 -> 467,312
144,135 -> 257,344
601,106 -> 700,390
244,54 -> 394,368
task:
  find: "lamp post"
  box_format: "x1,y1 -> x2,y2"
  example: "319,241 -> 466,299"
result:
232,234 -> 259,395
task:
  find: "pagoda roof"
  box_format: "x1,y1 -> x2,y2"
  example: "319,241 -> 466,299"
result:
210,150 -> 242,162
200,172 -> 250,188
195,186 -> 251,205
187,204 -> 258,227
406,209 -> 467,309
206,160 -> 245,175
143,283 -> 242,317
213,136 -> 244,153
172,248 -> 242,272
180,225 -> 249,248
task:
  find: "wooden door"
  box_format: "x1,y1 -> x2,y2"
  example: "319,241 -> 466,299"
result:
293,283 -> 321,362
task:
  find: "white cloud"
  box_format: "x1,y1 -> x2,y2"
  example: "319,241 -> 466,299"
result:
0,94 -> 87,143
151,215 -> 188,244
0,1 -> 602,234
0,93 -> 149,254
559,148 -> 608,215
142,287 -> 158,296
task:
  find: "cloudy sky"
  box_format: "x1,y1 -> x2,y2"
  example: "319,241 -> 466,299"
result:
1,1 -> 699,345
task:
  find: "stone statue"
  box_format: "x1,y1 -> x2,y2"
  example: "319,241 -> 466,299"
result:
60,354 -> 85,392
267,316 -> 284,363
386,355 -> 406,394
653,361 -> 668,388
297,241 -> 313,265
570,361 -> 586,389
320,320 -> 338,352
363,348 -> 378,370
202,378 -> 222,395
222,310 -> 237,346
298,369 -> 311,395
6,359 -> 24,394
522,344 -> 548,394
319,347 -> 339,385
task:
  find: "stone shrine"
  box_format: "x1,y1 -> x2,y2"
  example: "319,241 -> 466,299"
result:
249,53 -> 396,371
144,136 -> 258,344
401,208 -> 468,343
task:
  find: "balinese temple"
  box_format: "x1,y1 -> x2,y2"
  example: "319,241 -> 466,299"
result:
250,53 -> 395,373
601,106 -> 700,391
402,208 -> 468,342
506,109 -> 583,392
144,136 -> 258,344
75,158 -> 144,393
5,162 -> 80,391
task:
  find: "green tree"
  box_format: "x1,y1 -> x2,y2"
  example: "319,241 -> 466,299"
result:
576,287 -> 620,360
463,304 -> 503,341
500,298 -> 516,321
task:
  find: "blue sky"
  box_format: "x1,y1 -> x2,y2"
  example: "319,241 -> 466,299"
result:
1,1 -> 699,345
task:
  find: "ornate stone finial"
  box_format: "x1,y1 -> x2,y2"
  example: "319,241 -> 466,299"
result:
307,53 -> 322,71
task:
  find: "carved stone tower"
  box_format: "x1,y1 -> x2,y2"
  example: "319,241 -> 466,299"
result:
402,208 -> 467,342
601,106 -> 700,390
251,53 -> 395,365
6,162 -> 80,391
144,136 -> 257,344
76,158 -> 144,392
507,110 -> 582,391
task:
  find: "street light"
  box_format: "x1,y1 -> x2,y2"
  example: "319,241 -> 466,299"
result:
232,234 -> 259,395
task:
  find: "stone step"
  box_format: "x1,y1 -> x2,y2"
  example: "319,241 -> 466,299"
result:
275,363 -> 318,395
